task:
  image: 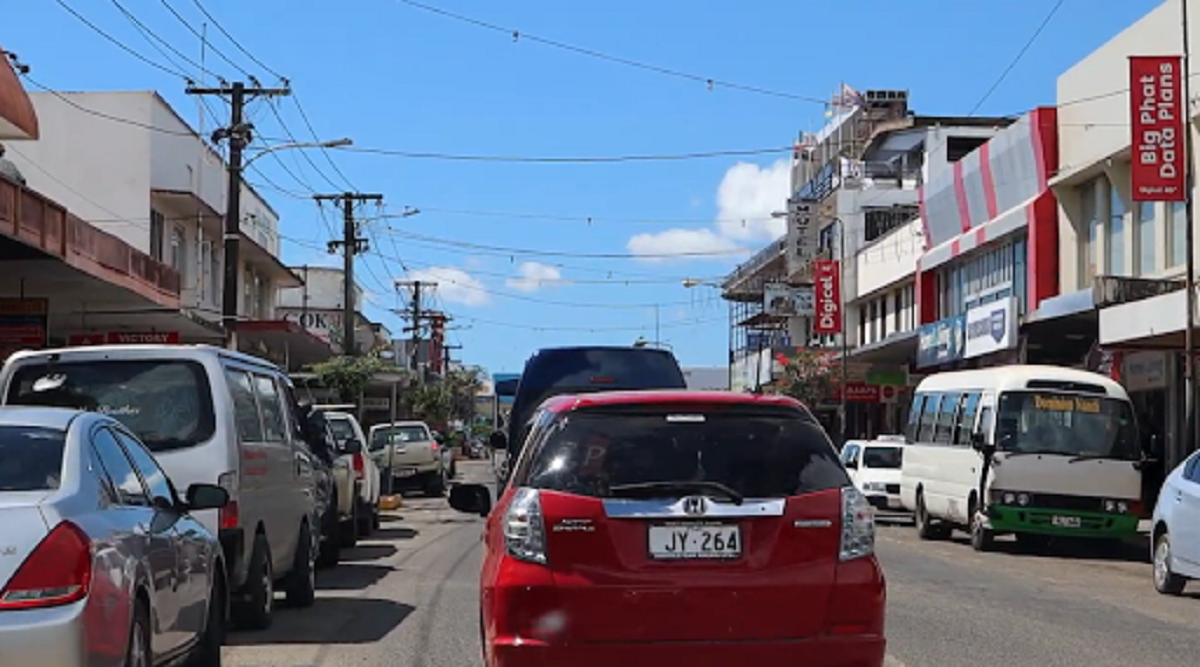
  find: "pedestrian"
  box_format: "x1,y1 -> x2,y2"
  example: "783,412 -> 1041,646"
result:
0,142 -> 26,186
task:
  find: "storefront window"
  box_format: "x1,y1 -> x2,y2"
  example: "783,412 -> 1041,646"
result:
1014,238 -> 1027,315
1137,201 -> 1156,276
1108,184 -> 1125,275
1080,180 -> 1098,282
1170,200 -> 1187,268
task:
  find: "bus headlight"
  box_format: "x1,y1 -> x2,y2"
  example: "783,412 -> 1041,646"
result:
1003,492 -> 1016,505
1103,499 -> 1130,514
1017,493 -> 1030,506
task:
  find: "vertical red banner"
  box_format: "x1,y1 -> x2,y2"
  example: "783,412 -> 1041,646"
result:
812,259 -> 842,335
1130,55 -> 1186,202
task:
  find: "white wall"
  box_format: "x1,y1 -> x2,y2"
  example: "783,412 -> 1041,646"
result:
10,91 -> 153,250
856,218 -> 924,298
1056,0 -> 1197,292
277,266 -> 365,311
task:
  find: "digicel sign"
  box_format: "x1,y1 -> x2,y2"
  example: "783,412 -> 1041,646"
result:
812,259 -> 842,335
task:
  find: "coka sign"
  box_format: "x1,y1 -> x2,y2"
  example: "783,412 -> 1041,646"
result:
1130,55 -> 1185,202
812,260 -> 842,335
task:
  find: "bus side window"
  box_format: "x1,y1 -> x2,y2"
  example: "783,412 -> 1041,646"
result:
935,392 -> 960,444
954,393 -> 981,446
918,394 -> 941,443
906,395 -> 926,442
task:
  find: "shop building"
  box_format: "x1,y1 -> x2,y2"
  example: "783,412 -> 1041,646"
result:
1046,0 -> 1195,468
7,90 -> 320,363
276,265 -> 392,358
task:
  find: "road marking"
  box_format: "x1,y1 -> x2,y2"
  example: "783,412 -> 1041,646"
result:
885,655 -> 906,667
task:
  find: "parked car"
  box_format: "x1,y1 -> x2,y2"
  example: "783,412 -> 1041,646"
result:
296,405 -> 343,567
840,437 -> 906,515
0,407 -> 230,667
1150,449 -> 1200,595
449,390 -> 885,666
320,408 -> 382,537
369,420 -> 448,496
490,346 -> 688,484
0,345 -> 321,630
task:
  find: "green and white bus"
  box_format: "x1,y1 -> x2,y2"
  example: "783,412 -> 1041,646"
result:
899,365 -> 1145,552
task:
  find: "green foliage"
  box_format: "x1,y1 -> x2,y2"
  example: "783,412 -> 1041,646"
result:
307,355 -> 386,402
772,348 -> 838,408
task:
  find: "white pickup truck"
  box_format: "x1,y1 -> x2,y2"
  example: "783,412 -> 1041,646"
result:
369,420 -> 449,497
316,407 -> 382,543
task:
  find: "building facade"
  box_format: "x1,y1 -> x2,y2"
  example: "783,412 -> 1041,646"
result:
276,265 -> 390,356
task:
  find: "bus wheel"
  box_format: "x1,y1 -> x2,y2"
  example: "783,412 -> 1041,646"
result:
915,490 -> 945,541
970,509 -> 995,552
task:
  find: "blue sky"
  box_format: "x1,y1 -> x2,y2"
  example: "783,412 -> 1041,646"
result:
5,0 -> 1167,374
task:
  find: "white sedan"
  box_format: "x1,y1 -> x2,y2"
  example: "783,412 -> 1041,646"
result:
1151,451 -> 1200,595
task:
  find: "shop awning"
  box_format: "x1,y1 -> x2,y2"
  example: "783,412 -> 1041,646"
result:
58,307 -> 225,344
241,234 -> 303,289
0,41 -> 38,140
1098,286 -> 1192,349
1048,146 -> 1131,190
920,191 -> 1046,273
237,320 -> 334,372
848,329 -> 919,364
735,311 -> 787,329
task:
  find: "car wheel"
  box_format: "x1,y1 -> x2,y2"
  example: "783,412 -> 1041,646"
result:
425,470 -> 447,497
969,506 -> 994,553
317,501 -> 341,569
284,521 -> 317,608
185,578 -> 224,667
357,500 -> 374,537
915,490 -> 939,540
340,501 -> 359,548
127,599 -> 152,667
232,534 -> 273,630
1153,531 -> 1188,595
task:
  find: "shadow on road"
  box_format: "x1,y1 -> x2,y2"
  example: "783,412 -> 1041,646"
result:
317,563 -> 393,590
948,534 -> 1152,564
341,543 -> 398,562
372,526 -> 419,541
226,598 -> 415,645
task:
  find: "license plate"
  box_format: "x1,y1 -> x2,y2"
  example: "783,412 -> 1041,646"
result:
648,524 -> 741,560
1051,515 -> 1081,528
395,468 -> 416,478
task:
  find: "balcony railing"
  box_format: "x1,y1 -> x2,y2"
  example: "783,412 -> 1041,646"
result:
0,177 -> 181,301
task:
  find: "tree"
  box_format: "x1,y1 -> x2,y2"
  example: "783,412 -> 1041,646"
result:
308,354 -> 386,403
771,348 -> 838,408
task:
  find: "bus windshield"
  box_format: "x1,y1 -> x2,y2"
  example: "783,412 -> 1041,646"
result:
995,391 -> 1140,460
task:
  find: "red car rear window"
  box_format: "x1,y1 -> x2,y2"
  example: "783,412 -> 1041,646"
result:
517,405 -> 849,499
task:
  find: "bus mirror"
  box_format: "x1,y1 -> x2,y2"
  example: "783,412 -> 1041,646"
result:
970,431 -> 986,450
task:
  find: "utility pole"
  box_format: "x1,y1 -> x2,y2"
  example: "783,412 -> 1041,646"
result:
315,193 -> 383,356
187,81 -> 290,348
394,280 -> 437,382
443,343 -> 462,372
1182,0 -> 1197,468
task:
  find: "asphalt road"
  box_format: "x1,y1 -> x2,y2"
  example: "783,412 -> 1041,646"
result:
221,464 -> 1200,667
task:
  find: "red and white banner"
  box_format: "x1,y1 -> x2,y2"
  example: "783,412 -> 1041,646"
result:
1130,55 -> 1186,202
69,331 -> 180,346
812,259 -> 842,335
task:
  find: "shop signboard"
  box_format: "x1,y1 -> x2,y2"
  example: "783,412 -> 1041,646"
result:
812,259 -> 842,334
836,382 -> 880,403
1122,351 -> 1168,392
69,331 -> 181,345
1129,55 -> 1186,202
763,283 -> 814,317
964,297 -> 1018,359
786,197 -> 819,276
916,315 -> 965,369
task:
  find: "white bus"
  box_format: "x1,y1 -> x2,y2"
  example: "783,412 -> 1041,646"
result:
899,365 -> 1145,552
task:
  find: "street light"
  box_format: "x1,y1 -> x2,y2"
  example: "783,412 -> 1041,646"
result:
243,137 -> 354,169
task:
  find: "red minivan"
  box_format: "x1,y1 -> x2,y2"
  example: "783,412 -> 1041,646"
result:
449,390 -> 886,667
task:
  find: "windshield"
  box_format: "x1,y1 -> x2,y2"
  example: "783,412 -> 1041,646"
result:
327,418 -> 355,443
0,426 -> 67,492
370,425 -> 430,450
6,361 -> 215,453
519,407 -> 849,499
996,391 -> 1140,460
862,446 -> 902,469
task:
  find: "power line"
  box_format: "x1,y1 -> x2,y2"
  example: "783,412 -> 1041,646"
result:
292,94 -> 357,190
158,0 -> 253,78
393,0 -> 828,104
452,313 -> 726,333
109,0 -> 224,81
383,226 -> 749,259
52,0 -> 192,80
371,205 -> 778,227
968,0 -> 1066,116
331,143 -> 792,163
188,0 -> 286,81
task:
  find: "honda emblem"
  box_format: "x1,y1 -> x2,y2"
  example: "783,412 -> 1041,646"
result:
682,496 -> 707,516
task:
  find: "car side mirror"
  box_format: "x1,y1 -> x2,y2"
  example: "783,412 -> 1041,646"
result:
488,431 -> 508,450
844,459 -> 858,470
186,483 -> 230,511
343,438 -> 363,455
449,483 -> 492,517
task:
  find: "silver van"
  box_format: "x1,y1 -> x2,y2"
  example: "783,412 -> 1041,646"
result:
0,344 -> 320,631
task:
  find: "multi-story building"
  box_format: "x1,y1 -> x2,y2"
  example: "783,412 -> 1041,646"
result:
276,265 -> 392,358
0,51 -> 181,361
1045,0 -> 1195,468
8,90 -> 311,360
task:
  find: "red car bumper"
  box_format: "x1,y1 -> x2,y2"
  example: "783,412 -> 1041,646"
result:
487,635 -> 886,667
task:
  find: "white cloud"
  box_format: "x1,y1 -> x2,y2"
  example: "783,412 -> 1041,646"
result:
626,227 -> 744,263
713,159 -> 790,242
403,266 -> 489,307
625,158 -> 790,263
505,261 -> 565,292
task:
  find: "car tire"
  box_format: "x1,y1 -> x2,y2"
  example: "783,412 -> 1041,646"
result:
340,501 -> 359,548
914,490 -> 939,540
186,578 -> 225,667
969,508 -> 995,553
232,534 -> 273,631
357,500 -> 374,537
284,522 -> 317,608
317,500 -> 341,570
127,599 -> 152,667
424,470 -> 447,497
1153,531 -> 1188,595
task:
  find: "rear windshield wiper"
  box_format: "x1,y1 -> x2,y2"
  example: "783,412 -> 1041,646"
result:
608,481 -> 744,505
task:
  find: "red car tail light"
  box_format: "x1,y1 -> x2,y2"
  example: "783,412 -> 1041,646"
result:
0,521 -> 92,610
504,488 -> 548,564
353,452 -> 365,480
218,471 -> 239,529
839,486 -> 875,562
